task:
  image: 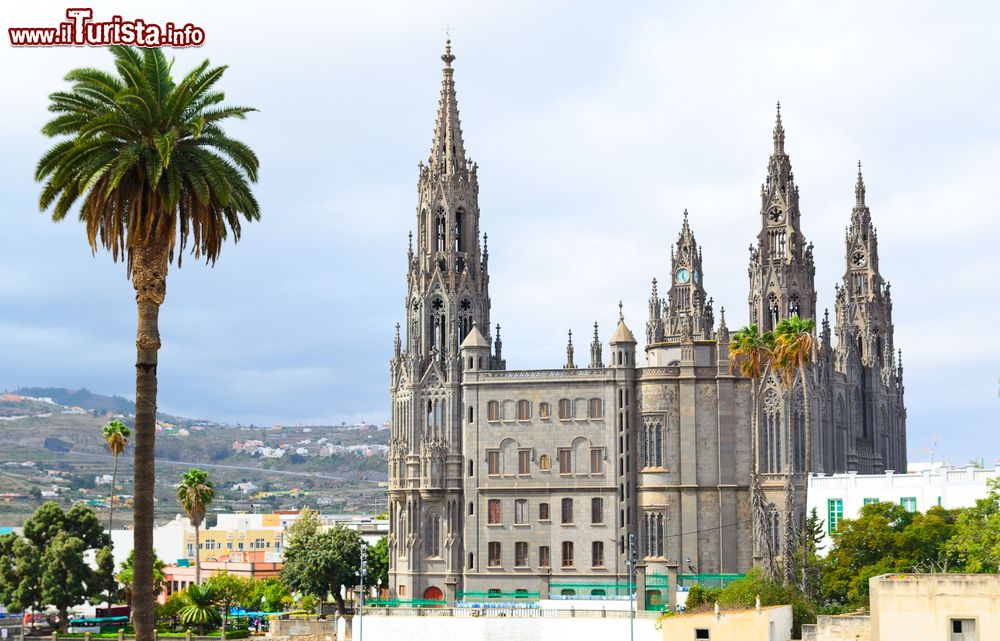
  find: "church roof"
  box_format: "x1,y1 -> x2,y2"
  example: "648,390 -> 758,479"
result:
610,318 -> 637,345
460,324 -> 490,349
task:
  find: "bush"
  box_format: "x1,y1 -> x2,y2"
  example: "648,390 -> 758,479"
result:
684,584 -> 721,609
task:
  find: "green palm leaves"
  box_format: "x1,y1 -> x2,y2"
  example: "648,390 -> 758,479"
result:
35,45 -> 259,270
177,468 -> 215,528
178,583 -> 221,632
729,315 -> 816,384
102,419 -> 131,457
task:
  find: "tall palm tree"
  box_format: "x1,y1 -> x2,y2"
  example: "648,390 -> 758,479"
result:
177,468 -> 215,585
729,324 -> 780,579
101,419 -> 131,535
35,46 -> 259,641
773,313 -> 817,590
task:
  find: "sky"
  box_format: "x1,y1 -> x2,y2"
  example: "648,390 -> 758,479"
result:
1,1 -> 997,466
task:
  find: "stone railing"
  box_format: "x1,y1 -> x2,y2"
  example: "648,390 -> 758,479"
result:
365,607 -> 661,619
476,368 -> 612,380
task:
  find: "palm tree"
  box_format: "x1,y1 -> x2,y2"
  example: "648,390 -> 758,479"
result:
773,313 -> 817,590
178,583 -> 221,635
101,419 -> 131,534
729,324 -> 780,580
35,46 -> 259,641
178,468 -> 216,585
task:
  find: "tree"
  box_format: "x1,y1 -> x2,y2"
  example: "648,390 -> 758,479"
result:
204,573 -> 249,635
40,532 -> 91,629
36,45 -> 260,641
245,578 -> 291,613
796,508 -> 825,601
102,419 -> 131,533
367,537 -> 389,590
178,583 -> 221,635
118,549 -> 166,605
948,478 -> 1000,572
281,524 -> 365,614
177,468 -> 216,584
94,545 -> 119,604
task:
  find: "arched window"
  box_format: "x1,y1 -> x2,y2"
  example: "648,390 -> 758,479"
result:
435,208 -> 446,253
539,454 -> 551,471
455,208 -> 465,253
767,505 -> 781,556
468,406 -> 474,423
789,293 -> 800,317
517,400 -> 530,420
487,400 -> 500,421
589,398 -> 603,418
591,498 -> 604,524
558,398 -> 572,420
643,417 -> 663,468
425,510 -> 440,557
468,459 -> 474,477
561,498 -> 574,524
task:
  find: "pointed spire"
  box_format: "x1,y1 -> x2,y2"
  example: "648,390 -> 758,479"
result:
773,101 -> 785,152
407,231 -> 414,262
855,160 -> 866,206
619,300 -> 624,322
681,208 -> 691,235
429,39 -> 467,175
717,306 -> 729,342
494,323 -> 502,361
564,329 -> 576,369
590,322 -> 603,368
394,322 -> 401,358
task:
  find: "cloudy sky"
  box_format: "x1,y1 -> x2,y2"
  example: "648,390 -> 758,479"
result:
1,1 -> 997,465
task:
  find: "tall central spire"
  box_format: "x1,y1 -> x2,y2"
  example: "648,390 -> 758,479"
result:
429,39 -> 468,175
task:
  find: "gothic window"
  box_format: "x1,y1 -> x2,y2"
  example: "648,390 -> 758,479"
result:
767,293 -> 780,330
762,389 -> 782,473
425,510 -> 440,557
518,449 -> 531,475
468,459 -> 473,477
487,400 -> 500,421
561,498 -> 574,524
539,454 -> 551,471
455,208 -> 465,253
767,505 -> 780,556
517,400 -> 530,420
514,499 -> 527,525
539,402 -> 550,419
488,499 -> 502,525
644,511 -> 664,557
591,497 -> 604,524
435,208 -> 446,253
558,398 -> 572,420
487,450 -> 500,476
558,448 -> 571,474
643,417 -> 663,468
589,398 -> 603,418
789,293 -> 800,317
590,448 -> 604,474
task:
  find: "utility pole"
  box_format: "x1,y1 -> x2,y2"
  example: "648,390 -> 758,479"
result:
358,545 -> 368,641
627,533 -> 637,641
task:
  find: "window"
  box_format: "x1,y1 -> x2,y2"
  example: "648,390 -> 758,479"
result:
561,541 -> 574,567
951,618 -> 976,640
695,629 -> 710,640
589,398 -> 603,418
539,545 -> 550,567
515,542 -> 528,567
468,553 -> 474,569
591,498 -> 604,524
590,448 -> 604,474
468,460 -> 474,477
488,499 -> 502,525
863,497 -> 879,506
514,499 -> 527,525
645,511 -> 664,557
539,454 -> 551,471
487,400 -> 500,421
561,498 -> 574,524
901,496 -> 917,512
488,542 -> 501,567
517,400 -> 530,420
558,449 -> 572,474
558,398 -> 572,420
592,541 -> 604,567
518,450 -> 531,475
828,498 -> 844,535
539,502 -> 550,521
425,510 -> 440,557
644,418 -> 663,468
539,402 -> 550,419
398,585 -> 406,596
487,450 -> 500,475
469,502 -> 474,515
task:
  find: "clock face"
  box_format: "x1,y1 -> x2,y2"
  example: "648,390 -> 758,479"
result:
768,207 -> 784,223
692,270 -> 700,284
852,251 -> 866,267
676,268 -> 690,284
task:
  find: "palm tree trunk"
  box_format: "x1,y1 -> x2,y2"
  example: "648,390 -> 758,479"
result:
131,240 -> 168,641
194,524 -> 201,585
799,360 -> 812,594
109,453 -> 118,535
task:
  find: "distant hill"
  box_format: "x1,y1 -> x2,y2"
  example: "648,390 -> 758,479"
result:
14,387 -> 135,415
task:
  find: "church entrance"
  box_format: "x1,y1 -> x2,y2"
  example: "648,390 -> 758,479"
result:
423,586 -> 444,602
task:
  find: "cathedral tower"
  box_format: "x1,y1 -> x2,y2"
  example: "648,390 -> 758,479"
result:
748,104 -> 817,331
388,41 -> 495,602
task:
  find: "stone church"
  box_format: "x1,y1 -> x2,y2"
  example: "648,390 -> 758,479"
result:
386,42 -> 907,606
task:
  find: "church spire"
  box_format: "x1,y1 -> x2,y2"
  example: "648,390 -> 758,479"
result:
589,322 -> 603,368
564,329 -> 576,369
855,160 -> 866,207
429,39 -> 467,175
773,101 -> 785,153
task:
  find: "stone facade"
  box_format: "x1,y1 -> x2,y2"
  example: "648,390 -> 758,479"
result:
387,42 -> 907,603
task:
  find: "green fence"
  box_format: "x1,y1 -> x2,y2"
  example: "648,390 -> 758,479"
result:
677,573 -> 745,589
366,597 -> 446,608
549,582 -> 633,598
457,591 -> 540,601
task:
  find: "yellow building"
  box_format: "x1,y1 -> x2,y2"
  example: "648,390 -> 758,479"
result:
659,604 -> 792,641
183,524 -> 284,562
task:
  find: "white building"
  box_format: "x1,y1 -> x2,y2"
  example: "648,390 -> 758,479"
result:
807,464 -> 1000,552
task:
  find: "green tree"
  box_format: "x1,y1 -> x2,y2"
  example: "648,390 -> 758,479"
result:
716,568 -> 815,638
281,525 -> 365,614
158,591 -> 188,626
36,45 -> 260,641
177,468 -> 216,584
204,573 -> 249,635
94,545 -> 119,604
40,532 -> 92,629
948,478 -> 1000,572
178,583 -> 221,635
367,537 -> 389,589
795,508 -> 825,601
245,578 -> 291,613
118,549 -> 167,605
102,419 -> 131,533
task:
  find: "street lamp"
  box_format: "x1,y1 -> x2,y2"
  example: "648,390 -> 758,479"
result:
626,533 -> 637,641
357,545 -> 368,641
